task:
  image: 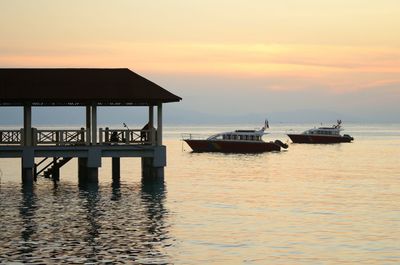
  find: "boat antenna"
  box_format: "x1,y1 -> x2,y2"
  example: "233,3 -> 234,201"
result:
261,119 -> 269,131
336,119 -> 342,128
123,122 -> 129,130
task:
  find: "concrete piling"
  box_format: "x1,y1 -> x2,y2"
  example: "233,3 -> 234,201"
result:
112,157 -> 120,181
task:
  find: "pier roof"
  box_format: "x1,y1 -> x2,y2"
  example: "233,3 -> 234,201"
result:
0,68 -> 181,106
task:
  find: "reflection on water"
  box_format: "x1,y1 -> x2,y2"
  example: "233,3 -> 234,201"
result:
140,179 -> 169,249
79,182 -> 101,261
111,180 -> 122,202
0,179 -> 172,264
19,184 -> 38,262
1,124 -> 400,264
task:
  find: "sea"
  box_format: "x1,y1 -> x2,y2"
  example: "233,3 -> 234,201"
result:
0,123 -> 399,264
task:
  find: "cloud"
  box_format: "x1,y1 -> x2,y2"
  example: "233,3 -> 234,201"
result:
1,41 -> 399,93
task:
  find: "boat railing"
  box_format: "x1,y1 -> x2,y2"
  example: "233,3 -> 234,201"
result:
181,133 -> 209,140
285,129 -> 303,135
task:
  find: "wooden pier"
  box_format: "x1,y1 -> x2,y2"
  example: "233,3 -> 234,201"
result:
0,68 -> 181,184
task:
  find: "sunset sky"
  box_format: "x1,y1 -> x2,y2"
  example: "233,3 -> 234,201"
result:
1,0 -> 399,122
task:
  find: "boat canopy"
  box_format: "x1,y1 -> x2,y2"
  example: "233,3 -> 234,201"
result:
207,128 -> 266,141
303,127 -> 342,136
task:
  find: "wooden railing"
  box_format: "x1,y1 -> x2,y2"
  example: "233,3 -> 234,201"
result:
0,128 -> 154,146
99,128 -> 155,145
0,129 -> 23,145
33,128 -> 86,145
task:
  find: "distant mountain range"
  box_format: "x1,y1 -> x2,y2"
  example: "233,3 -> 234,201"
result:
164,107 -> 362,124
164,106 -> 400,124
0,106 -> 398,126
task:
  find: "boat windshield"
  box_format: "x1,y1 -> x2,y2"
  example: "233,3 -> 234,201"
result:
208,133 -> 263,141
304,128 -> 341,135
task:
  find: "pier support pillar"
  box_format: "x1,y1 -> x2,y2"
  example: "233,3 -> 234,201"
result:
112,157 -> 120,181
78,157 -> 87,177
22,167 -> 34,184
87,148 -> 101,183
78,159 -> 99,183
78,148 -> 101,184
21,148 -> 34,184
141,146 -> 166,180
52,157 -> 60,181
78,157 -> 88,184
141,158 -> 164,179
87,167 -> 99,183
78,158 -> 99,184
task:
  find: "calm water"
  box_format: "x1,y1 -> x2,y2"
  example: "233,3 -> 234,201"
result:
1,123 -> 399,264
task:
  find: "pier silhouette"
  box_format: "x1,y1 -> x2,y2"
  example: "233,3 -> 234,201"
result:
0,68 -> 181,184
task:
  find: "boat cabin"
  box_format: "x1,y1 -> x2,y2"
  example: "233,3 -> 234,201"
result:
303,127 -> 341,136
207,130 -> 264,142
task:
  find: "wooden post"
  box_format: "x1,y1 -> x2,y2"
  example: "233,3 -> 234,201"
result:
112,157 -> 120,181
23,105 -> 32,146
52,157 -> 60,181
105,127 -> 110,142
157,103 -> 162,146
55,131 -> 61,146
87,167 -> 99,183
149,105 -> 154,127
22,166 -> 34,184
31,128 -> 37,146
149,105 -> 155,145
59,131 -> 64,145
19,128 -> 24,146
91,105 -> 97,145
99,128 -> 103,144
78,157 -> 87,183
21,148 -> 34,184
125,130 -> 129,144
80,127 -> 85,142
86,106 -> 91,145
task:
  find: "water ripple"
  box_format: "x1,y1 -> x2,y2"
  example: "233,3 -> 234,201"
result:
0,180 -> 173,264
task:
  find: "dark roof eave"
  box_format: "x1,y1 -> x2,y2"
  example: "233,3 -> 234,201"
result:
0,98 -> 181,107
0,68 -> 182,104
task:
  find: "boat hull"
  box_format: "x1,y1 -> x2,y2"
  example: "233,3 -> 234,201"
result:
184,139 -> 281,153
287,134 -> 353,144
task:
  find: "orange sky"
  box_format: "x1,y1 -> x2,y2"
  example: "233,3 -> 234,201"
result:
0,0 -> 399,120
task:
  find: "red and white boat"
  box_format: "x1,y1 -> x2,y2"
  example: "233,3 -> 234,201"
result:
287,120 -> 354,144
182,121 -> 288,153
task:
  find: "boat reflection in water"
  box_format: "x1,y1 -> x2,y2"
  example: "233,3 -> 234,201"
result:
182,120 -> 288,153
287,120 -> 354,144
